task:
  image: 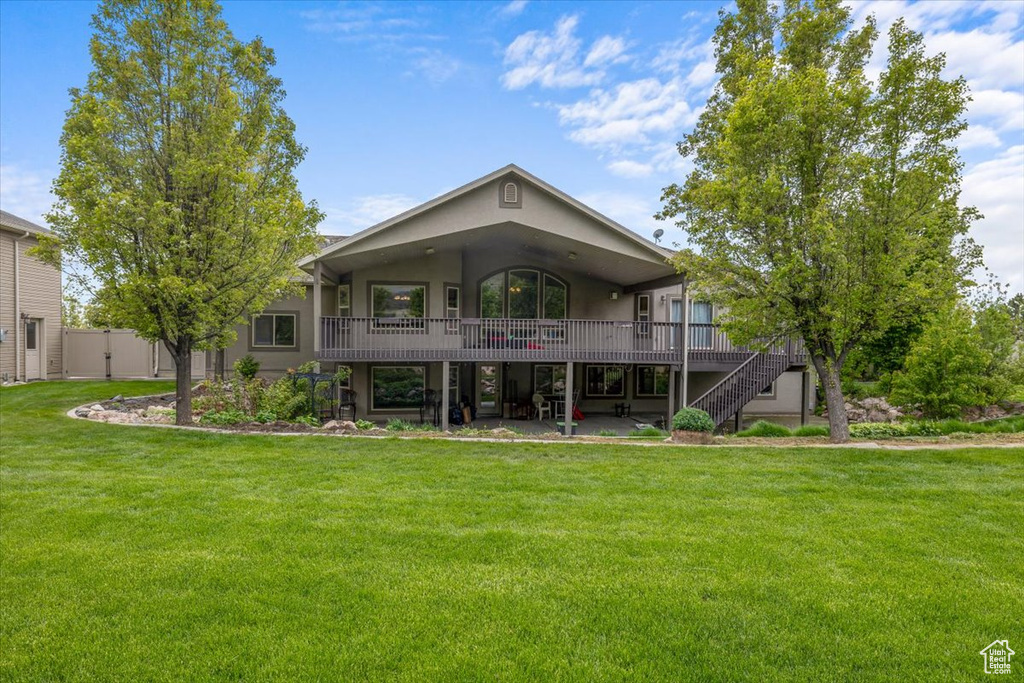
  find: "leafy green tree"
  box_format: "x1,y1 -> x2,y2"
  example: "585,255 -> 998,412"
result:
39,0 -> 321,424
658,0 -> 980,441
62,292 -> 88,329
890,306 -> 991,418
1008,293 -> 1024,342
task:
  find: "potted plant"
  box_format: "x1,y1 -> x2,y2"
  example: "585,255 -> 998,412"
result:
671,407 -> 715,444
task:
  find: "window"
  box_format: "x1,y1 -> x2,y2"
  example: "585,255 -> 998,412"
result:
25,321 -> 36,350
636,365 -> 670,396
586,365 -> 624,397
479,268 -> 568,319
508,269 -> 539,318
371,284 -> 425,320
252,313 -> 296,347
446,285 -> 460,319
335,364 -> 352,390
758,382 -> 776,398
543,275 -> 566,319
371,366 -> 425,411
690,301 -> 714,349
504,182 -> 518,204
534,364 -> 567,396
338,284 -> 351,317
635,294 -> 651,337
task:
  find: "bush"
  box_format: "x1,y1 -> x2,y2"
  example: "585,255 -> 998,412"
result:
199,409 -> 248,425
355,419 -> 376,430
233,354 -> 260,380
890,306 -> 993,418
792,425 -> 830,437
261,376 -> 310,421
671,407 -> 715,433
385,418 -> 416,432
849,422 -> 909,438
629,427 -> 668,437
735,420 -> 792,438
292,415 -> 321,427
254,410 -> 277,423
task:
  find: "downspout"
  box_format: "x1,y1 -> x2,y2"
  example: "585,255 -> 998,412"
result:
13,230 -> 29,382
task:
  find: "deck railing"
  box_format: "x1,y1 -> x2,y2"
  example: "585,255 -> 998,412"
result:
319,317 -> 686,363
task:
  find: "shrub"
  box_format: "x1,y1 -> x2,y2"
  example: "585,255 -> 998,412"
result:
671,407 -> 715,433
292,415 -> 321,427
199,409 -> 247,425
354,419 -> 375,430
792,425 -> 830,437
385,418 -> 416,432
890,306 -> 993,418
260,376 -> 310,421
254,410 -> 277,423
849,422 -> 910,438
629,427 -> 668,437
735,420 -> 792,438
233,354 -> 260,380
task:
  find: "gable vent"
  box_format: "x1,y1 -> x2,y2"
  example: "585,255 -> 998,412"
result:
504,182 -> 518,204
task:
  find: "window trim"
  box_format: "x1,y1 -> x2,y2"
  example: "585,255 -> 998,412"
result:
498,176 -> 522,209
635,365 -> 670,397
756,381 -> 776,398
249,312 -> 298,350
533,363 -> 567,397
370,364 -> 427,412
444,283 -> 461,319
585,364 -> 626,398
24,320 -> 37,351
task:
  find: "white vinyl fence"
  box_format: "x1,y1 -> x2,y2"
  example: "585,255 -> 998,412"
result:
63,328 -> 205,380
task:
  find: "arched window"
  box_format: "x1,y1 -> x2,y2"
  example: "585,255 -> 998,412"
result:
503,182 -> 518,204
479,268 -> 568,319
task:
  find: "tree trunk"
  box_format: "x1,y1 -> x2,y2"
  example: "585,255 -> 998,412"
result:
215,349 -> 225,381
811,354 -> 850,443
166,338 -> 193,426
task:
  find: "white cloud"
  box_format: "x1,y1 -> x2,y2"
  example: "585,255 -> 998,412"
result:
957,125 -> 1003,151
584,36 -> 629,68
969,89 -> 1024,134
607,160 -> 654,178
408,49 -> 462,84
499,0 -> 528,19
962,146 -> 1024,294
320,194 -> 420,235
557,77 -> 698,150
502,15 -> 625,90
0,164 -> 53,225
577,190 -> 665,239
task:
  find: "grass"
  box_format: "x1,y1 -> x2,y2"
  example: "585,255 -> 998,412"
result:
2,381 -> 1023,681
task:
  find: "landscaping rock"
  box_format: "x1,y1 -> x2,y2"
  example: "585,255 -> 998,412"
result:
671,429 -> 714,444
90,404 -> 105,412
75,407 -> 91,418
842,397 -> 902,423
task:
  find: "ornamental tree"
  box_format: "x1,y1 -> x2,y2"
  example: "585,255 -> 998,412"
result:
40,0 -> 321,424
658,0 -> 981,442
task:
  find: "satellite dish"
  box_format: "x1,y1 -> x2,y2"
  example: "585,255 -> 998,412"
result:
653,228 -> 664,244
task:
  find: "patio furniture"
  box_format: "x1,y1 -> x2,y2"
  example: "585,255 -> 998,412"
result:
532,393 -> 551,421
420,389 -> 440,426
338,389 -> 357,421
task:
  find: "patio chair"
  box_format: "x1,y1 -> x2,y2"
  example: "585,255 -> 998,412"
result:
532,393 -> 551,421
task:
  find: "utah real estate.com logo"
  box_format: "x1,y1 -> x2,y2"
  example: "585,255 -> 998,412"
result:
980,640 -> 1014,675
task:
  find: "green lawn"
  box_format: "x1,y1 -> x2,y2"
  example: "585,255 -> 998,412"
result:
2,381 -> 1022,681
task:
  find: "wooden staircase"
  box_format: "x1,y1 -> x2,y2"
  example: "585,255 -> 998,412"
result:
689,340 -> 802,428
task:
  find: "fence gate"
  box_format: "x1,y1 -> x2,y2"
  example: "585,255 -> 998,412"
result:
64,329 -> 155,379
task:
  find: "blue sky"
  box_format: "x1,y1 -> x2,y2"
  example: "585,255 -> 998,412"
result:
2,0 -> 1022,292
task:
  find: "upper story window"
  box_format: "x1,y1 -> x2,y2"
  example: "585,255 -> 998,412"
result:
252,313 -> 296,348
479,268 -> 568,319
338,284 -> 351,317
371,283 -> 425,320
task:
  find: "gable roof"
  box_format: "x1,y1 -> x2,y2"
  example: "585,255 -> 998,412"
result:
0,210 -> 51,236
300,164 -> 673,268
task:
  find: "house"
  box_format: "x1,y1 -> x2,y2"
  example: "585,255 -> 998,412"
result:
0,211 -> 62,383
221,165 -> 813,432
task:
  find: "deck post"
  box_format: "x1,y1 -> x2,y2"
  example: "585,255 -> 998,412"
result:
442,361 -> 450,431
312,260 -> 322,356
667,365 -> 676,430
800,370 -> 809,426
681,280 -> 689,406
564,361 -> 574,437
734,408 -> 743,433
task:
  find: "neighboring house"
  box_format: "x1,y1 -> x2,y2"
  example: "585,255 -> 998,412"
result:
0,210 -> 62,382
221,165 -> 813,430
